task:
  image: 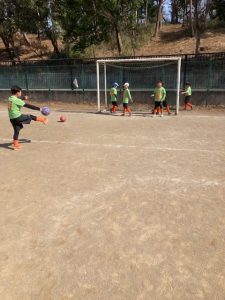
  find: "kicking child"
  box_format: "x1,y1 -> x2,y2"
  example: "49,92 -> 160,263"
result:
181,82 -> 193,110
110,82 -> 119,113
122,82 -> 133,116
8,85 -> 48,150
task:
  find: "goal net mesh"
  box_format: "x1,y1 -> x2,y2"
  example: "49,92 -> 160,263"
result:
97,59 -> 181,113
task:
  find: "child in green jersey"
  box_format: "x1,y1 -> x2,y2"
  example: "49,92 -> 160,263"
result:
122,82 -> 133,116
152,80 -> 170,116
181,82 -> 193,110
153,80 -> 166,117
110,82 -> 119,113
8,85 -> 48,150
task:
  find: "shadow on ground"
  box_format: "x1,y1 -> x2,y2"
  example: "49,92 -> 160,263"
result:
0,139 -> 31,150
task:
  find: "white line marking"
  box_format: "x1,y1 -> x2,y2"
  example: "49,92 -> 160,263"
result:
136,175 -> 225,187
0,110 -> 225,119
0,138 -> 223,154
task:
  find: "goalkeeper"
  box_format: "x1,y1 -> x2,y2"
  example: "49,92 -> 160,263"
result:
110,82 -> 119,113
152,80 -> 169,117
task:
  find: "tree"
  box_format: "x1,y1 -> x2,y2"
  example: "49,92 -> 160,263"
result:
0,0 -> 21,62
192,0 -> 213,53
60,0 -> 146,56
212,0 -> 225,23
14,0 -> 62,57
154,0 -> 163,38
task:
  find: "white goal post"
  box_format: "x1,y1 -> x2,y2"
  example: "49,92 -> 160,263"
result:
96,57 -> 182,115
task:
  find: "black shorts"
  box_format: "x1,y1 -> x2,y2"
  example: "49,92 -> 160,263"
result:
112,101 -> 118,107
185,96 -> 191,104
10,114 -> 34,128
10,114 -> 37,140
123,103 -> 128,108
154,101 -> 162,109
162,100 -> 168,107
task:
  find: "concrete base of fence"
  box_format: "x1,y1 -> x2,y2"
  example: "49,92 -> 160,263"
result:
0,90 -> 224,107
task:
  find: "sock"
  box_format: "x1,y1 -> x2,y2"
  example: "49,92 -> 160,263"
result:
36,116 -> 48,124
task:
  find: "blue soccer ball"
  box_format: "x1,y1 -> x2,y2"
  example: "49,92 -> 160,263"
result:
41,107 -> 50,116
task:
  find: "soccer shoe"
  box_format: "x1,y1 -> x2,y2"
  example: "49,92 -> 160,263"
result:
160,114 -> 164,117
36,116 -> 48,124
152,114 -> 156,118
12,140 -> 22,150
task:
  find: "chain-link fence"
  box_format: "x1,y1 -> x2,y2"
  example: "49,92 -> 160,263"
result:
0,53 -> 224,91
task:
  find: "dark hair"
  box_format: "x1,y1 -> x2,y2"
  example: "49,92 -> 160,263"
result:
157,80 -> 163,84
11,85 -> 22,95
185,82 -> 191,86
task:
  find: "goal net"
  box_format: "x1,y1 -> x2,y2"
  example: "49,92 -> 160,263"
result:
96,57 -> 182,114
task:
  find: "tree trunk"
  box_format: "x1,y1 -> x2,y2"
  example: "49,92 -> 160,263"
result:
195,29 -> 200,54
145,0 -> 148,23
190,0 -> 194,37
37,30 -> 43,57
154,0 -> 163,38
171,1 -> 175,24
45,29 -> 60,57
0,34 -> 16,63
22,32 -> 43,59
114,23 -> 123,55
194,0 -> 200,54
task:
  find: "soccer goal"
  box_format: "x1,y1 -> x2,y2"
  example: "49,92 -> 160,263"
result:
96,57 -> 182,114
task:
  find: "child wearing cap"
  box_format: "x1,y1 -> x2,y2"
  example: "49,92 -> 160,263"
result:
110,82 -> 119,113
122,82 -> 133,116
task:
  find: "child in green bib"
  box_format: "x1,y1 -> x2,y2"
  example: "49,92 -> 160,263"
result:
8,85 -> 48,150
122,82 -> 133,116
181,82 -> 193,110
110,82 -> 119,113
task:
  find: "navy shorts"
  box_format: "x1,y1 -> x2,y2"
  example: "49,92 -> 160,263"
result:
112,101 -> 118,107
185,96 -> 191,104
154,101 -> 162,109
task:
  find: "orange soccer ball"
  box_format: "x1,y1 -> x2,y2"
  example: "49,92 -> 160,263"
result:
60,115 -> 66,122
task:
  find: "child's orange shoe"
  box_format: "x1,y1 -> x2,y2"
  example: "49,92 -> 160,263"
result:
36,116 -> 48,124
13,140 -> 22,150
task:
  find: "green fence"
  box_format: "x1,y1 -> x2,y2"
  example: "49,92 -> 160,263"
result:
0,53 -> 225,91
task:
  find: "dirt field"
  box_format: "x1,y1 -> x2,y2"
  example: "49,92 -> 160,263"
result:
0,106 -> 225,300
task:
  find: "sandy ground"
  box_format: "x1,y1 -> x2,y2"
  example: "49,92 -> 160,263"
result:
0,106 -> 225,300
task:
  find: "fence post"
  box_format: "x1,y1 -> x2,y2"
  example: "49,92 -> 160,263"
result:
23,62 -> 29,92
206,59 -> 212,106
70,65 -> 74,91
82,63 -> 85,103
183,54 -> 187,88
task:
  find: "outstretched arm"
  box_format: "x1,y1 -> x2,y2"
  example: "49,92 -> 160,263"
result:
22,95 -> 41,111
24,103 -> 41,111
